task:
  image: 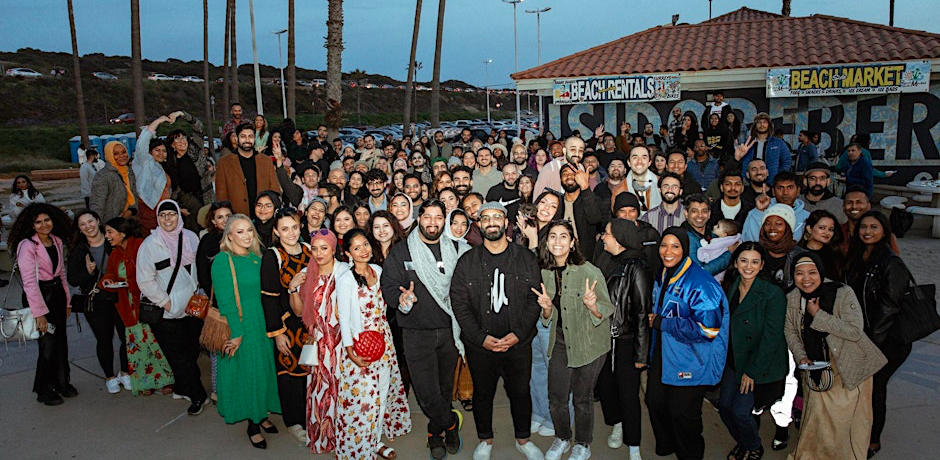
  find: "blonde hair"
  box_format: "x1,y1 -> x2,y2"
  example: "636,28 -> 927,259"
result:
219,214 -> 262,257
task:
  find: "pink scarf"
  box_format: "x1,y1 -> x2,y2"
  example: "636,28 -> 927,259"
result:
154,199 -> 199,267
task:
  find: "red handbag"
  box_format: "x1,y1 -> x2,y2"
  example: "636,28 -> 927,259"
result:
353,330 -> 385,362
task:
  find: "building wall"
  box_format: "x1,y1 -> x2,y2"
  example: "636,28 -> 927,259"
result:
546,87 -> 940,181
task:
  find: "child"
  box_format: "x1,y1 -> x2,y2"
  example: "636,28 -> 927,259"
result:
697,219 -> 742,282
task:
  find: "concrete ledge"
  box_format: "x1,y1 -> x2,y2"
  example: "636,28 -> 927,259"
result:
30,169 -> 80,181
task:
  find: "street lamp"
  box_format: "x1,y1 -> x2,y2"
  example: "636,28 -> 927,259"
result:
503,0 -> 524,137
248,0 -> 263,115
273,29 -> 288,119
483,59 -> 492,124
525,6 -> 550,131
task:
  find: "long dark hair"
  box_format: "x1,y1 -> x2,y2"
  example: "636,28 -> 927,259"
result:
720,241 -> 768,293
342,228 -> 372,287
69,209 -> 104,250
203,201 -> 233,232
330,205 -> 354,236
537,220 -> 586,269
104,217 -> 145,239
366,210 -> 405,265
8,203 -> 72,251
800,209 -> 843,249
845,210 -> 893,276
11,174 -> 40,199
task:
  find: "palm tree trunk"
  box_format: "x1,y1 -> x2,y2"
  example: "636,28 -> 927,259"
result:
287,0 -> 296,119
403,0 -> 422,131
324,0 -> 344,138
430,0 -> 446,128
782,0 -> 791,16
889,0 -> 895,26
222,0 -> 231,119
230,0 -> 239,104
131,0 -> 145,124
67,0 -> 89,147
203,0 -> 212,138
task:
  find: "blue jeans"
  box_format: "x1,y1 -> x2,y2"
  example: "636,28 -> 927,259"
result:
718,367 -> 761,450
530,321 -> 553,428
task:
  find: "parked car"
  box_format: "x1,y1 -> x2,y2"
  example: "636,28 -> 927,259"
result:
147,73 -> 172,81
5,68 -> 42,78
109,113 -> 136,125
172,75 -> 186,81
93,72 -> 118,80
183,76 -> 204,82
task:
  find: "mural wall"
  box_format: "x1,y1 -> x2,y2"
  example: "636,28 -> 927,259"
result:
546,86 -> 940,180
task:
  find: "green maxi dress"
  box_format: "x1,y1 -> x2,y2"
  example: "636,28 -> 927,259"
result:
211,251 -> 281,424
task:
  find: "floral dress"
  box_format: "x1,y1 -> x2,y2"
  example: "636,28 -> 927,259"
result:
307,272 -> 342,453
335,274 -> 412,460
119,263 -> 174,395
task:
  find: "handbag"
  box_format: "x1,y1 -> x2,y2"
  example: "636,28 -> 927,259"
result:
892,280 -> 939,344
298,336 -> 318,366
184,290 -> 211,319
353,330 -> 386,362
139,233 -> 184,325
199,255 -> 241,352
1,263 -> 40,343
801,361 -> 834,392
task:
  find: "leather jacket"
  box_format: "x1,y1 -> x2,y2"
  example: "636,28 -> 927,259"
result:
850,252 -> 911,347
606,257 -> 653,364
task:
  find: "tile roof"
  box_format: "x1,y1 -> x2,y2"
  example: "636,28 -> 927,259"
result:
512,8 -> 940,80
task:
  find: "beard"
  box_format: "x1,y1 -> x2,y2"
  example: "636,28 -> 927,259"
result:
419,224 -> 442,241
238,140 -> 254,151
503,179 -> 518,188
483,225 -> 506,241
562,182 -> 580,193
513,157 -> 527,166
809,184 -> 825,195
662,192 -> 680,204
455,184 -> 470,196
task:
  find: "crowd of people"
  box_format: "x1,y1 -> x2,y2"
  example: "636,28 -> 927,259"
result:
6,95 -> 920,460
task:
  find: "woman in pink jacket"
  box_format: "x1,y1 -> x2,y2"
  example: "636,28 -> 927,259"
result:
9,203 -> 74,406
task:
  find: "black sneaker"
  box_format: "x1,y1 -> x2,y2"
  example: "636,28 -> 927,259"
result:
772,424 -> 789,451
37,389 -> 64,406
187,399 -> 206,416
57,383 -> 78,398
444,409 -> 463,454
427,434 -> 447,460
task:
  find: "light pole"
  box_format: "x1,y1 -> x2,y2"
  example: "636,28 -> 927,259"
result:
503,0 -> 523,136
273,28 -> 288,119
525,6 -> 550,133
483,59 -> 492,124
248,0 -> 263,114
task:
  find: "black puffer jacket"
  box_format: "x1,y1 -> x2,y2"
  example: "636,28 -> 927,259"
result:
606,256 -> 653,364
848,251 -> 911,347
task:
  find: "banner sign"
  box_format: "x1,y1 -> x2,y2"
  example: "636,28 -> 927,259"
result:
553,74 -> 681,104
767,61 -> 930,97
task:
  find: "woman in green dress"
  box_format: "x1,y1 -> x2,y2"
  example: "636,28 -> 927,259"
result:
211,214 -> 281,449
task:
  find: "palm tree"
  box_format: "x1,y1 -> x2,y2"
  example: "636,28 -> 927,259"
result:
203,0 -> 212,137
890,0 -> 895,26
287,0 -> 296,119
782,0 -> 791,16
131,0 -> 145,123
222,0 -> 231,116
230,0 -> 239,104
324,0 -> 344,137
403,0 -> 422,132
67,0 -> 89,146
430,0 -> 446,128
350,69 -> 367,124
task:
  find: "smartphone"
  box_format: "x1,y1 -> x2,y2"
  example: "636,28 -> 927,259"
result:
46,323 -> 56,334
105,281 -> 128,289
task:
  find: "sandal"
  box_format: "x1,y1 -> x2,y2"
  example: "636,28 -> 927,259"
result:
160,386 -> 174,396
460,399 -> 473,411
377,443 -> 396,459
140,389 -> 154,396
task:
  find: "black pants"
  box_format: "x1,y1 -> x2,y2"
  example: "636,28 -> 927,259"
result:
547,332 -> 606,446
278,373 -> 307,427
31,279 -> 70,393
84,301 -> 127,378
389,318 -> 411,395
465,343 -> 533,440
150,317 -> 207,402
402,327 -> 458,435
645,348 -> 707,460
870,339 -> 913,445
596,338 -> 644,446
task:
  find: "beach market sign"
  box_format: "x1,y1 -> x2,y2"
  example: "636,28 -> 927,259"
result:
767,60 -> 930,97
553,74 -> 681,105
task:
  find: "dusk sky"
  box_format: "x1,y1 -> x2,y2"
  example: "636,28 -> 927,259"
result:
1,0 -> 937,87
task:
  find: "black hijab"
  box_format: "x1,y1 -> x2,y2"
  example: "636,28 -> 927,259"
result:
610,218 -> 644,262
657,226 -> 690,307
792,251 -> 842,384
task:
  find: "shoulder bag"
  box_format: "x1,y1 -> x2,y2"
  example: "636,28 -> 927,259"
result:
139,233 -> 184,325
892,277 -> 939,344
1,263 -> 40,344
199,254 -> 242,352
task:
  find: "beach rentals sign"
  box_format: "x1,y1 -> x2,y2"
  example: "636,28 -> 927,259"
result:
553,74 -> 681,104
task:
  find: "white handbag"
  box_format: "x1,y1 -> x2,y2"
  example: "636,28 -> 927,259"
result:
298,341 -> 318,366
1,263 -> 40,344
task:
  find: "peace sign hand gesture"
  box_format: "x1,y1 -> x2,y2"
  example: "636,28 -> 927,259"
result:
583,279 -> 598,309
531,283 -> 553,317
735,136 -> 756,161
398,281 -> 417,313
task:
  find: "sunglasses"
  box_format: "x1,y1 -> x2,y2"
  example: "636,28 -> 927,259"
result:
310,228 -> 331,238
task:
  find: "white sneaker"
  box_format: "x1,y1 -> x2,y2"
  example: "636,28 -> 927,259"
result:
118,373 -> 132,390
530,420 -> 543,434
172,393 -> 191,401
538,425 -> 555,437
473,441 -> 493,460
288,424 -> 308,445
105,377 -> 121,394
629,446 -> 643,460
544,438 -> 570,460
607,422 -> 623,449
516,440 -> 544,460
568,444 -> 591,460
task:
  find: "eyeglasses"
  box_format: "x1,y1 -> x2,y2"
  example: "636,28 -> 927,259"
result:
158,211 -> 178,219
256,202 -> 275,209
479,214 -> 505,224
